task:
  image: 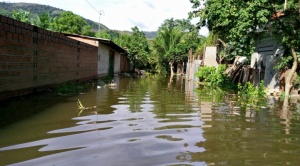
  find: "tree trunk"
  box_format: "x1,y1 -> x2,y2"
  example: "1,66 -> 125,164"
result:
168,74 -> 174,88
283,47 -> 298,108
217,38 -> 226,47
177,62 -> 183,75
217,38 -> 227,64
169,61 -> 174,76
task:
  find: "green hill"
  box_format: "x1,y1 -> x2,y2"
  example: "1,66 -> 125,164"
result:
0,2 -> 157,38
0,2 -> 108,30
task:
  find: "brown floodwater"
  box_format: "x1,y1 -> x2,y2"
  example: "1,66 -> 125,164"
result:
1,75 -> 300,165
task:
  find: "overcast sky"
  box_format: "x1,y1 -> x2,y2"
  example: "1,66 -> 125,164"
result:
3,0 -> 209,36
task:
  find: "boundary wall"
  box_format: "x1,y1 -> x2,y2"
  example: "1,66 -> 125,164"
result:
0,15 -> 98,100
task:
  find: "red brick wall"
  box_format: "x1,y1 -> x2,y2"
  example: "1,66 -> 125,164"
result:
0,15 -> 98,100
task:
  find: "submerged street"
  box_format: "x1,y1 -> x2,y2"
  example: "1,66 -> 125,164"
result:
1,76 -> 300,165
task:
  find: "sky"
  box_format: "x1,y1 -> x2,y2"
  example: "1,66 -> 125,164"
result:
3,0 -> 209,36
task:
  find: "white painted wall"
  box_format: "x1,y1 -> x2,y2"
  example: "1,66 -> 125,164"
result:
203,46 -> 218,67
98,43 -> 110,76
97,43 -> 122,76
114,52 -> 121,73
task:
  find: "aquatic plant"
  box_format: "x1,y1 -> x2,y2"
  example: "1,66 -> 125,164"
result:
238,81 -> 267,107
55,82 -> 92,95
77,99 -> 96,116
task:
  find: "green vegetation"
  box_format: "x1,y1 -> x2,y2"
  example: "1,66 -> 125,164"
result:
77,99 -> 96,116
12,9 -> 30,23
238,81 -> 267,107
97,27 -> 151,70
195,65 -> 267,107
195,65 -> 236,89
51,11 -> 94,36
195,85 -> 228,104
152,18 -> 205,75
0,2 -> 108,31
5,1 -> 299,102
99,75 -> 114,84
55,82 -> 92,95
190,0 -> 300,102
0,2 -> 158,38
2,2 -> 205,75
126,26 -> 150,70
34,12 -> 51,29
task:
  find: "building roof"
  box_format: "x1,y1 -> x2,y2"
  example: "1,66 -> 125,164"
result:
63,33 -> 127,54
272,11 -> 285,19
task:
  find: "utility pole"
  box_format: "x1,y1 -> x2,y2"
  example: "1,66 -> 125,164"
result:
85,0 -> 105,37
98,10 -> 104,36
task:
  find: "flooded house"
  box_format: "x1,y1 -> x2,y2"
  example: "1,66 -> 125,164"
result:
251,30 -> 284,92
0,14 -> 129,100
220,12 -> 288,93
65,34 -> 129,77
250,11 -> 289,93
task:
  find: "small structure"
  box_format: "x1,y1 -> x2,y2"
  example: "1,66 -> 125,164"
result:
225,30 -> 284,93
65,34 -> 129,77
203,46 -> 219,67
251,31 -> 283,91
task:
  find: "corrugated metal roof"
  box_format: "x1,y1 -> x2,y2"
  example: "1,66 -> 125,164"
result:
63,33 -> 127,53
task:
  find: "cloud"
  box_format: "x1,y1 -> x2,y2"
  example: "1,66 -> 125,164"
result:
142,1 -> 154,9
128,18 -> 147,29
6,0 -> 205,33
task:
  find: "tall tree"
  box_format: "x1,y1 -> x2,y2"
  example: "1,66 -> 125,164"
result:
34,12 -> 51,29
152,18 -> 201,75
126,26 -> 150,70
114,32 -> 130,48
12,9 -> 30,23
190,0 -> 300,104
152,23 -> 182,76
51,11 -> 93,35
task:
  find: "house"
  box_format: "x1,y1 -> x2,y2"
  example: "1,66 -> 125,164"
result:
250,12 -> 286,91
251,32 -> 283,91
65,34 -> 129,77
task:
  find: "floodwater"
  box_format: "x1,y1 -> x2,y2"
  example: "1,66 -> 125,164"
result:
1,76 -> 300,166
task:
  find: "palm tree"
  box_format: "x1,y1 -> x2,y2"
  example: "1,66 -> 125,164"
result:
152,26 -> 183,76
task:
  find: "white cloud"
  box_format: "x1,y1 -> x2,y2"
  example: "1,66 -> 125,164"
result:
4,0 -> 209,35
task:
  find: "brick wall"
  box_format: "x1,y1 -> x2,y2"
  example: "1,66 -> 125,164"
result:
0,15 -> 98,100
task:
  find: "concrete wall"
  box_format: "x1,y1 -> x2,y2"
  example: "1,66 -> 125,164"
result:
0,15 -> 98,100
97,43 -> 110,76
114,52 -> 121,73
203,46 -> 218,67
252,32 -> 282,90
97,43 -> 123,76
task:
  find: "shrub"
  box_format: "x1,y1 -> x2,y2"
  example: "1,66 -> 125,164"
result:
195,65 -> 235,89
238,81 -> 266,107
195,66 -> 216,82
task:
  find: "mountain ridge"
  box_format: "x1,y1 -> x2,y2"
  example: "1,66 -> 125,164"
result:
0,2 -> 157,38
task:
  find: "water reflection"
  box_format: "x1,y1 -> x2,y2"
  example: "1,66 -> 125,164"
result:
0,76 -> 205,166
195,85 -> 300,165
1,76 -> 300,165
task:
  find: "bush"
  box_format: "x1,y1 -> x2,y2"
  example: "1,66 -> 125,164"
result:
238,81 -> 266,107
195,66 -> 216,82
195,65 -> 235,89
